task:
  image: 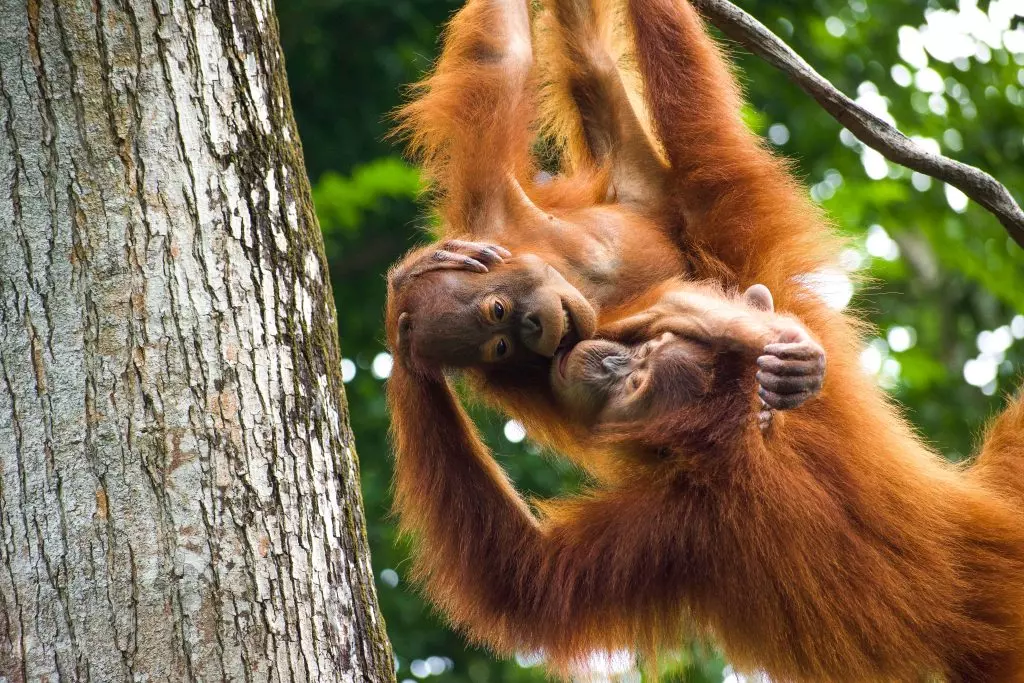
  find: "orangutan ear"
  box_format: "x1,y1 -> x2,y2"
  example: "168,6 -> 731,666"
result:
743,284 -> 774,312
396,312 -> 414,357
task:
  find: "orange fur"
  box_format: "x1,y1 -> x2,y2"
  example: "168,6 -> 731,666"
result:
600,286 -> 1024,681
534,0 -> 663,177
623,0 -> 841,289
972,387 -> 1024,513
393,0 -> 536,234
390,306 -> 1024,681
385,0 -> 1024,679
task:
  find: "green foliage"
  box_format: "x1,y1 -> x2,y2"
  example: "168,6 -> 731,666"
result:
315,157 -> 422,238
278,0 -> 1024,680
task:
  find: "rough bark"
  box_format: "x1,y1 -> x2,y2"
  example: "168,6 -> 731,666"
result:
0,1 -> 394,681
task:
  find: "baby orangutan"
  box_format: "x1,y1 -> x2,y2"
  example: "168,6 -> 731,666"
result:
551,283 -> 824,431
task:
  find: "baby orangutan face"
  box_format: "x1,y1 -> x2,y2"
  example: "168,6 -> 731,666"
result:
550,332 -> 715,425
550,283 -> 827,429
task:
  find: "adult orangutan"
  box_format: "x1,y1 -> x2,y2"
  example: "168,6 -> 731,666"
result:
384,0 -> 1024,679
391,277 -> 1024,681
385,0 -> 833,465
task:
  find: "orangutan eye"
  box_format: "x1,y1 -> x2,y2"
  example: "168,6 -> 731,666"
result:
627,373 -> 645,393
482,336 -> 513,363
483,297 -> 511,325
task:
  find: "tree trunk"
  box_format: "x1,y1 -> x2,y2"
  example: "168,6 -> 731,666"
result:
0,1 -> 394,680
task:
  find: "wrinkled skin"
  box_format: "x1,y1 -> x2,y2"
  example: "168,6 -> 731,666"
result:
550,332 -> 704,423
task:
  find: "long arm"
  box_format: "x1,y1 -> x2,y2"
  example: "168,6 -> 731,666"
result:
387,360 -> 695,669
625,0 -> 841,289
395,0 -> 536,237
536,0 -> 667,208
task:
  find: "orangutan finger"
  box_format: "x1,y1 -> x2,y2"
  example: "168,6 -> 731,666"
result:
759,387 -> 815,410
757,371 -> 823,395
756,354 -> 825,377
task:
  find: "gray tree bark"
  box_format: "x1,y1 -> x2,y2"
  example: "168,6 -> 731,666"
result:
0,1 -> 394,681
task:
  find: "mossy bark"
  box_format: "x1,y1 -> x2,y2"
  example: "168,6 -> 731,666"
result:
0,0 -> 394,680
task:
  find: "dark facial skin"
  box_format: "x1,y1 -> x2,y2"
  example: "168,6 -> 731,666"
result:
550,332 -> 711,424
392,246 -> 597,369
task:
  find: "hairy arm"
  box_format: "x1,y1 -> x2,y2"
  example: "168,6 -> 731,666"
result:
395,0 -> 535,237
537,0 -> 667,208
625,0 -> 841,288
388,360 -> 694,667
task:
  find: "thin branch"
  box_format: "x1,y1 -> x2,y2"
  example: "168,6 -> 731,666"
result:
690,0 -> 1024,250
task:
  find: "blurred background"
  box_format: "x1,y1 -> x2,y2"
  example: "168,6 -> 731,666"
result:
276,1 -> 1024,680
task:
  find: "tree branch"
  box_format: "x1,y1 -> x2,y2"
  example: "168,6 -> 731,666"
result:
690,0 -> 1024,250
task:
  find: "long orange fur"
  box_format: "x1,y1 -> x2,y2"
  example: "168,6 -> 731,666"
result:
385,0 -> 1024,679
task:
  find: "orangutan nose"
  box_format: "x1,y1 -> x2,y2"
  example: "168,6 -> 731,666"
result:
520,309 -> 562,356
521,312 -> 543,340
601,355 -> 629,376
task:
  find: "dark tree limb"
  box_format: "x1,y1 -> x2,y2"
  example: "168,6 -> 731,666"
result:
690,0 -> 1024,249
